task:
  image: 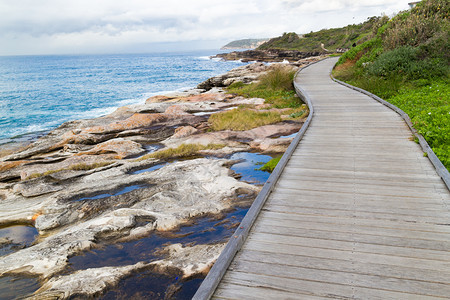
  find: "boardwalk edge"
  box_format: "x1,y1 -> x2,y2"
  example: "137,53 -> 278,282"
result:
192,58 -> 326,300
331,75 -> 450,190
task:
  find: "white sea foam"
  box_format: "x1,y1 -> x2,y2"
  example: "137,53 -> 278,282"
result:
77,106 -> 117,119
24,124 -> 49,133
198,56 -> 212,60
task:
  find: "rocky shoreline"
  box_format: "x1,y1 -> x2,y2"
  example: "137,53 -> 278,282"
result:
212,49 -> 327,64
0,56 -> 323,298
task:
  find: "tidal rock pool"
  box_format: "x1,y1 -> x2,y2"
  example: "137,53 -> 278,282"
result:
0,225 -> 38,257
229,152 -> 273,185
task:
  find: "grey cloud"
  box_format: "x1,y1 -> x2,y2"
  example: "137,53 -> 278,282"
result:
0,0 -> 409,55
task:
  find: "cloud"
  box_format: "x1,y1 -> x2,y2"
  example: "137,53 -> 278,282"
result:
0,0 -> 410,55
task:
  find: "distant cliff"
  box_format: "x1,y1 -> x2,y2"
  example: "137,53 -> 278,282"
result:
221,38 -> 269,50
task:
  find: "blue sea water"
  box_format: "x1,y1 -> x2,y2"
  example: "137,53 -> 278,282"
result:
0,50 -> 246,145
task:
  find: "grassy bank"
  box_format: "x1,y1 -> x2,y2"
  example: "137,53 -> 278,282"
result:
209,65 -> 307,133
138,143 -> 225,161
333,0 -> 449,170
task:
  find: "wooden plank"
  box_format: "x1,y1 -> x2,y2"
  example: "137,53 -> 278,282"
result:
259,211 -> 450,233
248,232 -> 450,262
236,249 -> 450,283
273,188 -> 450,204
253,219 -> 450,251
254,218 -> 450,242
213,283 -> 330,300
221,272 -> 442,300
263,205 -> 450,225
242,240 -> 450,272
265,197 -> 449,217
228,260 -> 450,297
276,179 -> 448,197
267,194 -> 446,211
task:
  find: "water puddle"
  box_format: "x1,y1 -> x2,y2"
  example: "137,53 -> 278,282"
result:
192,111 -> 214,116
0,275 -> 40,300
130,163 -> 168,175
278,132 -> 297,139
101,271 -> 203,300
65,207 -> 248,299
0,225 -> 38,257
1,151 -> 275,299
75,183 -> 152,202
143,143 -> 164,153
229,152 -> 273,185
67,207 -> 247,271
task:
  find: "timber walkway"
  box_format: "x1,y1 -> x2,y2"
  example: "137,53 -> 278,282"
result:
195,57 -> 450,299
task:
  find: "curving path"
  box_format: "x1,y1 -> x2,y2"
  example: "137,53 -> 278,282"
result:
196,57 -> 450,299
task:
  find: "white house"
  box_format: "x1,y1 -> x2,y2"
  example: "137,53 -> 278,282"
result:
408,1 -> 421,9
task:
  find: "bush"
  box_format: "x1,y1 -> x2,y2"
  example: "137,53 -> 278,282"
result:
367,46 -> 448,79
383,0 -> 449,52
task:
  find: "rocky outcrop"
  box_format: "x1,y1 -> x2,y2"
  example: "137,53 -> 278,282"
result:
163,121 -> 302,154
29,262 -> 150,299
0,158 -> 258,279
197,62 -> 270,90
212,49 -> 324,63
0,59 -> 313,298
29,243 -> 225,299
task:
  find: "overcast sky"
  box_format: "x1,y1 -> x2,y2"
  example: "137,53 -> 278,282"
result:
0,0 -> 410,56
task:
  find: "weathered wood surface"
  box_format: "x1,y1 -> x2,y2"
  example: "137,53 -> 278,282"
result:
207,57 -> 450,299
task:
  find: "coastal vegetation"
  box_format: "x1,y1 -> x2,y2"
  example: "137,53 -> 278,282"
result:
209,107 -> 282,131
257,155 -> 282,172
257,17 -> 383,52
209,65 -> 306,132
333,0 -> 449,169
138,143 -> 225,160
226,65 -> 300,108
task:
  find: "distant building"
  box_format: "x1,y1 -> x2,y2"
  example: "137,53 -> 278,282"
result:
408,1 -> 421,9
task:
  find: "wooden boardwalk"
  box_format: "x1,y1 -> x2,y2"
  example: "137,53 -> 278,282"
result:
196,57 -> 450,299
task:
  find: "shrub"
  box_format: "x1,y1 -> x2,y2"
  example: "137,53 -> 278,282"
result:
367,46 -> 448,79
383,0 -> 449,52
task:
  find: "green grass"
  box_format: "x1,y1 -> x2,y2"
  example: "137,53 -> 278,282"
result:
286,106 -> 309,119
209,107 -> 282,131
227,66 -> 301,109
216,66 -> 307,131
388,81 -> 450,168
257,156 -> 282,173
138,143 -> 225,160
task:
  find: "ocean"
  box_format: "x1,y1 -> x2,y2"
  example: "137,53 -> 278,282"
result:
0,50 -> 246,146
